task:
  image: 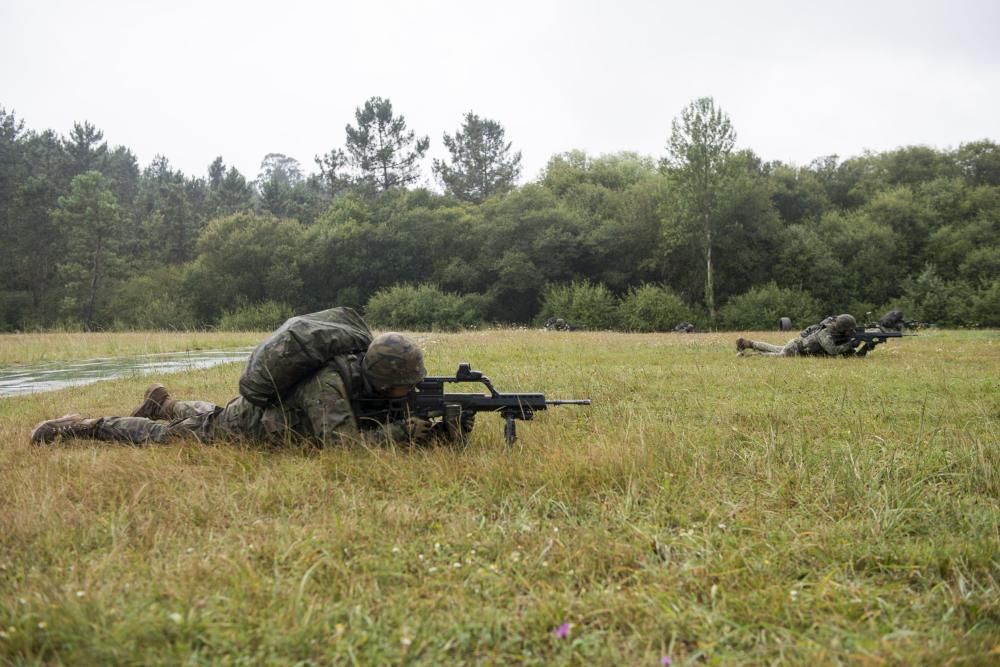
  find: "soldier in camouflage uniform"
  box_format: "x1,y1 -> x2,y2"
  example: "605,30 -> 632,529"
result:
735,314 -> 858,357
30,308 -> 457,447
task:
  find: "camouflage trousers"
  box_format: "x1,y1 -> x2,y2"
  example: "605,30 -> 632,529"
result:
92,396 -> 267,445
749,338 -> 804,356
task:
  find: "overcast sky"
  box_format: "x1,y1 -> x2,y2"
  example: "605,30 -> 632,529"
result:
2,0 -> 998,186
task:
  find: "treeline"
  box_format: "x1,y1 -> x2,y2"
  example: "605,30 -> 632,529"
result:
1,97 -> 998,332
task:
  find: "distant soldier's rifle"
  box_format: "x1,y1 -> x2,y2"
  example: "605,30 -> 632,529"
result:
355,362 -> 591,445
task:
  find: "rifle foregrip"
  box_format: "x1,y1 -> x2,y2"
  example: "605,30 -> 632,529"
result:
504,414 -> 517,446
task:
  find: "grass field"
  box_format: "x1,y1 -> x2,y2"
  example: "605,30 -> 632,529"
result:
1,329 -> 997,665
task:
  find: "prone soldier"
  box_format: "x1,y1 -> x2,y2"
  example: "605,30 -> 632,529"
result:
735,314 -> 858,357
30,307 -> 464,447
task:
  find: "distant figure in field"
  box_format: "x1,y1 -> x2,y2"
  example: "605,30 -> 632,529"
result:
543,317 -> 577,331
878,309 -> 906,331
736,314 -> 858,357
30,307 -> 470,447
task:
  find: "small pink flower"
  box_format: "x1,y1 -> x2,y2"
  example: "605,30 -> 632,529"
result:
552,622 -> 571,638
661,657 -> 672,666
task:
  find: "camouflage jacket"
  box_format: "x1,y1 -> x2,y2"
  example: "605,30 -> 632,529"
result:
799,327 -> 855,356
147,352 -> 377,446
257,353 -> 375,443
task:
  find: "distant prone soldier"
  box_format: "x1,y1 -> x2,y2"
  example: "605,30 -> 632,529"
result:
543,317 -> 576,331
736,314 -> 858,357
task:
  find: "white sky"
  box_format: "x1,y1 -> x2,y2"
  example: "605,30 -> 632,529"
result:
2,0 -> 998,186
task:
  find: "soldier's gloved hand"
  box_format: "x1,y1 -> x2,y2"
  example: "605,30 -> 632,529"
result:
381,417 -> 431,444
452,411 -> 476,447
430,411 -> 477,446
404,417 -> 433,444
459,411 -> 476,435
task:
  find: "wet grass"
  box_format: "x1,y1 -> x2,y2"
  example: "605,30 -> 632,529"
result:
1,328 -> 998,664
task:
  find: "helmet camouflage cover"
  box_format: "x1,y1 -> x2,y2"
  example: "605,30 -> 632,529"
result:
363,333 -> 427,389
831,314 -> 857,334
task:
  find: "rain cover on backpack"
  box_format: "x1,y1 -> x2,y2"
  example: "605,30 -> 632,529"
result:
239,307 -> 373,407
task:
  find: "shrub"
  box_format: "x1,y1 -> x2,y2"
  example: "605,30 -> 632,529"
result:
0,290 -> 32,332
217,300 -> 294,331
537,281 -> 619,329
719,283 -> 823,331
967,280 -> 1000,327
108,269 -> 199,330
894,265 -> 999,326
617,283 -> 695,332
365,284 -> 486,331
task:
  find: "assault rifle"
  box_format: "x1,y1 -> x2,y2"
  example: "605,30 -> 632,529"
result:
355,363 -> 591,445
848,328 -> 912,356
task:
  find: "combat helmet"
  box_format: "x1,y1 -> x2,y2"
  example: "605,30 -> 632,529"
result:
830,314 -> 857,334
363,333 -> 426,389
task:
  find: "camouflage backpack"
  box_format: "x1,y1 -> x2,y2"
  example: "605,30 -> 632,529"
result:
799,315 -> 835,338
239,307 -> 373,407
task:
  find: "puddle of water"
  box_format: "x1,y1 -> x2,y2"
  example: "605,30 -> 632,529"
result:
0,347 -> 254,397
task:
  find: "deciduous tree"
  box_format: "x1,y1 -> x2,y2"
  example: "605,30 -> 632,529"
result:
661,97 -> 737,321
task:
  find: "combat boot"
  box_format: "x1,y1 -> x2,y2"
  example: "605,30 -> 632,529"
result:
130,384 -> 175,420
30,414 -> 101,444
